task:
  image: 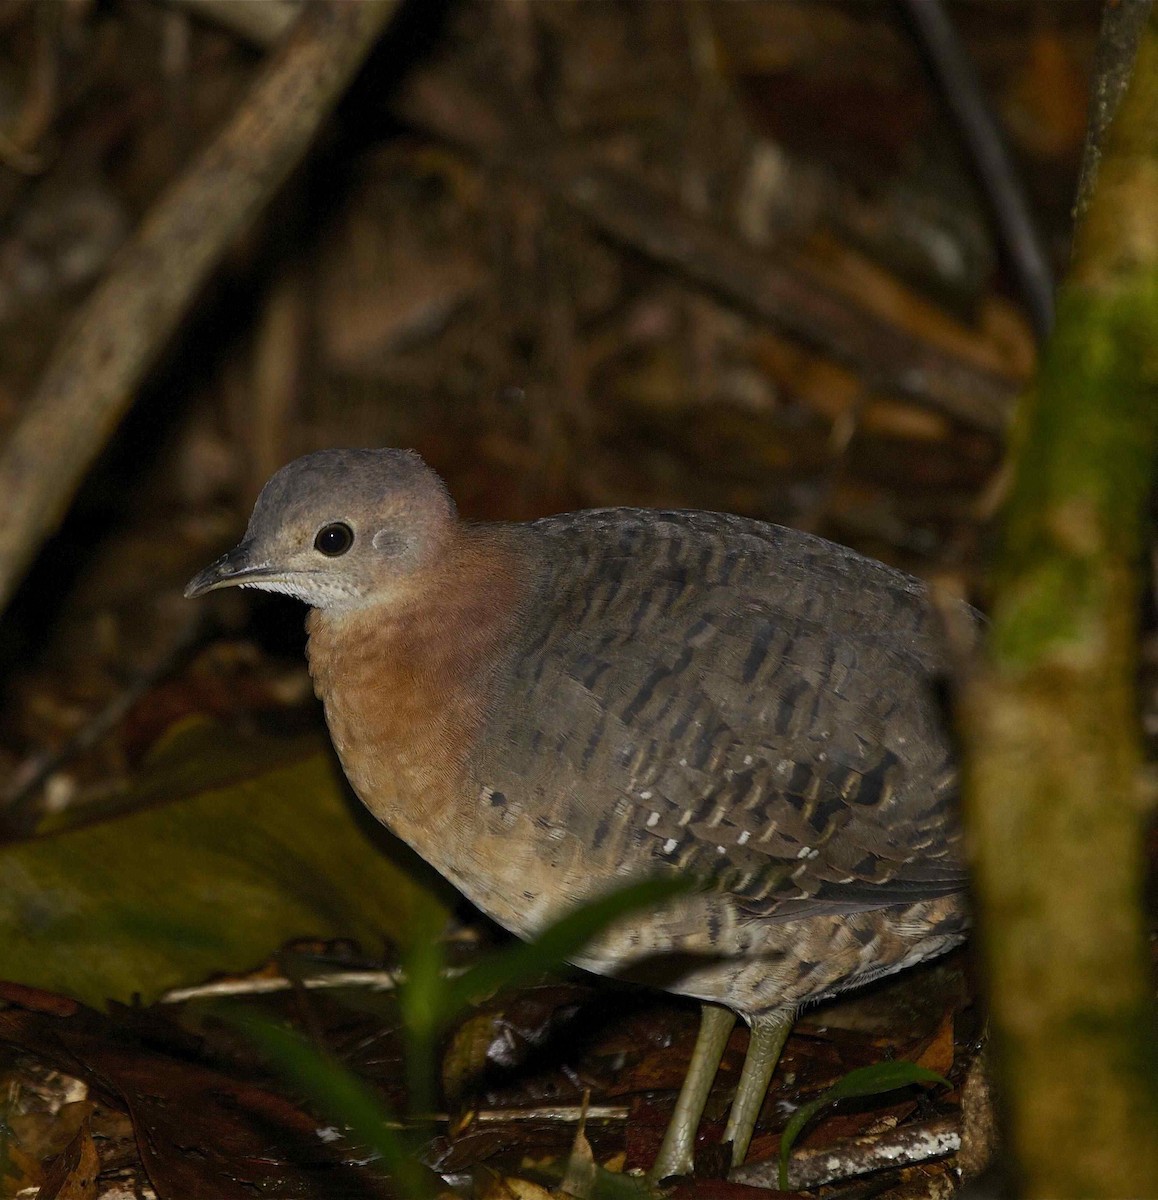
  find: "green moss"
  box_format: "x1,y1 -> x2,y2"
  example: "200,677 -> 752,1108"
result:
990,282 -> 1158,672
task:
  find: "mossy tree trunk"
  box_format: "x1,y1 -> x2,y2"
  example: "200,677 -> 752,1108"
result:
960,12 -> 1158,1198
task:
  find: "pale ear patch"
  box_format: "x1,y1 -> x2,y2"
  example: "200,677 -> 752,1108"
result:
372,527 -> 413,555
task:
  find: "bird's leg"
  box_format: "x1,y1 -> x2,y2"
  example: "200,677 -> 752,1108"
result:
723,1009 -> 793,1167
648,1003 -> 736,1181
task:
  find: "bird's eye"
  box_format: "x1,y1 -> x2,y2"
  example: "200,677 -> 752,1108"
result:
314,522 -> 354,557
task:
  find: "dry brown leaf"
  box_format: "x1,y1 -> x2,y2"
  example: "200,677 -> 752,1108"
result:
34,1115 -> 98,1200
915,1011 -> 956,1079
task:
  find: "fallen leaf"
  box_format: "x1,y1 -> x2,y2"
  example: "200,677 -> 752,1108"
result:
914,1010 -> 956,1078
0,719 -> 446,1006
35,1115 -> 99,1200
0,995 -> 389,1200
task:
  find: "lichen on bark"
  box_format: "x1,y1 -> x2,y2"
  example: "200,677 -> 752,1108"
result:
961,11 -> 1158,1198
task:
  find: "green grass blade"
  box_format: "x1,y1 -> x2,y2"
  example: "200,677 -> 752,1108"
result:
229,1007 -> 432,1199
440,876 -> 694,1022
397,899 -> 449,1123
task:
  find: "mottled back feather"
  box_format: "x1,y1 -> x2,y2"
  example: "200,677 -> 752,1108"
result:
474,509 -> 973,925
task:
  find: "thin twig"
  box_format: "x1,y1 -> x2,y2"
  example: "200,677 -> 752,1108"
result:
476,1104 -> 628,1126
159,966 -> 475,1003
901,0 -> 1055,341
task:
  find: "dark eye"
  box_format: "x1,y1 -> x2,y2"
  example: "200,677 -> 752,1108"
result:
314,522 -> 354,557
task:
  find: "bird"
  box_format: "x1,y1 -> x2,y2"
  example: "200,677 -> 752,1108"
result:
185,447 -> 973,1180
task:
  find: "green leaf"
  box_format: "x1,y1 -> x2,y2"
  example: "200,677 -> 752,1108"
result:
546,1150 -> 661,1200
777,1060 -> 950,1189
0,719 -> 446,1006
229,1007 -> 431,1199
389,875 -> 693,1126
439,876 -> 693,1025
396,899 -> 448,1121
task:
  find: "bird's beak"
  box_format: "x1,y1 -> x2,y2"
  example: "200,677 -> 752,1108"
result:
184,541 -> 270,598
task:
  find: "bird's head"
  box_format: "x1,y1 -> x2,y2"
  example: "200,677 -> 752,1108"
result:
184,448 -> 457,610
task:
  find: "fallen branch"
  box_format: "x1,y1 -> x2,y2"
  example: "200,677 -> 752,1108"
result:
0,0 -> 400,617
729,1116 -> 960,1190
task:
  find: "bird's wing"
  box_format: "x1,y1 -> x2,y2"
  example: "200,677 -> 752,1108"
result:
481,509 -> 970,921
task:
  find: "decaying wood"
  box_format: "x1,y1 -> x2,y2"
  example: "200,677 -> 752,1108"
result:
0,0 -> 401,617
960,8 -> 1158,1196
730,1116 -> 960,1190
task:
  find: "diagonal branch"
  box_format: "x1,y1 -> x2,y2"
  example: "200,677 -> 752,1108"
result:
0,0 -> 401,617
